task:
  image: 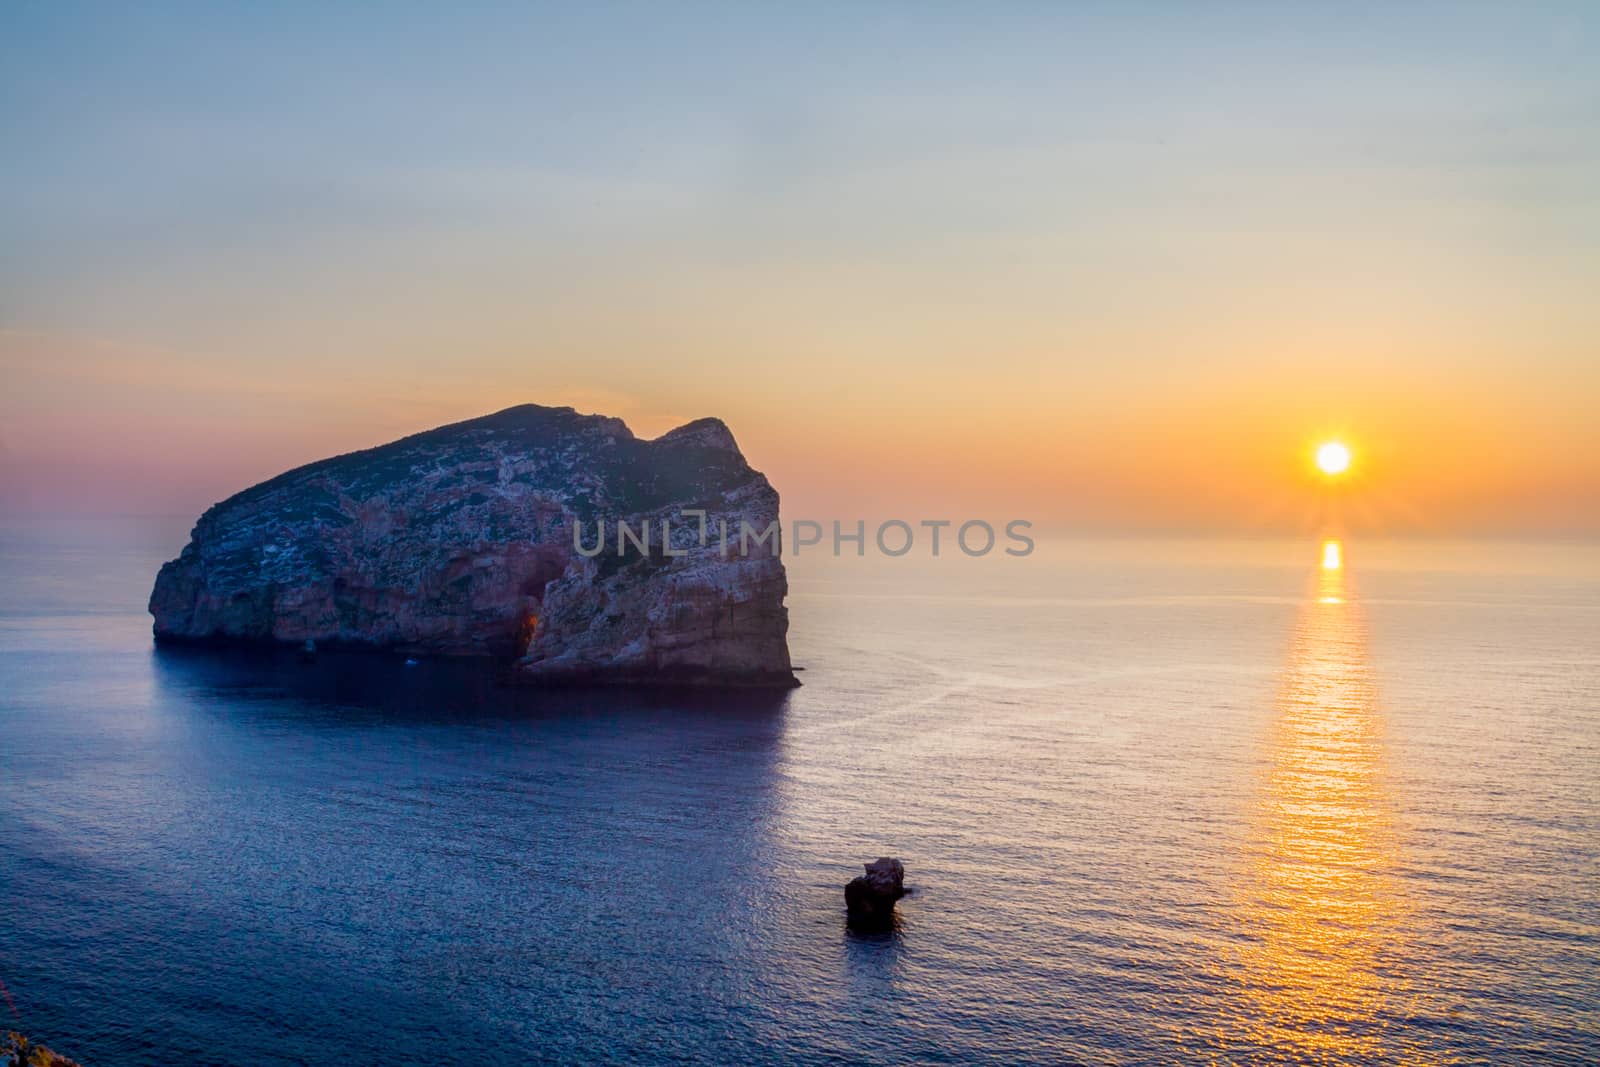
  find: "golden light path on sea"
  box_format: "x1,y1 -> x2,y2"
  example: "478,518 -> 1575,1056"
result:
1219,541 -> 1433,1062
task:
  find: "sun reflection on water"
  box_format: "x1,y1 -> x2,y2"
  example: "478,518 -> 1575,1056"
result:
1322,539 -> 1343,571
1222,541 -> 1430,1063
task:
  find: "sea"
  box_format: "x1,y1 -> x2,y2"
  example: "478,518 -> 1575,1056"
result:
1,518 -> 1596,1065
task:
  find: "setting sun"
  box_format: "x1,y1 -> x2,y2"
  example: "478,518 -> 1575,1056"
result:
1316,441 -> 1352,477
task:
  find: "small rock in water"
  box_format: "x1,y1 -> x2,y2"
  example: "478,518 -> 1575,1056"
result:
845,857 -> 906,929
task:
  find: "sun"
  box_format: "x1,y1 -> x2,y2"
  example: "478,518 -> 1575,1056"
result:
1315,441 -> 1351,476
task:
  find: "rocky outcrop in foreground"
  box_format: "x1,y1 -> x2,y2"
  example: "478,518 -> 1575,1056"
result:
149,404 -> 795,687
4,1032 -> 84,1067
845,857 -> 907,929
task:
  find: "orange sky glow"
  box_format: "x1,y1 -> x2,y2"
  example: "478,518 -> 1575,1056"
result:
2,7 -> 1596,535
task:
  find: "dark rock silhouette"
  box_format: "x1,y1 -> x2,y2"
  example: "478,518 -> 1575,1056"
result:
845,857 -> 906,928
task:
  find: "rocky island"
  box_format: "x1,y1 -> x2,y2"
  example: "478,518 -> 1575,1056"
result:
149,404 -> 796,687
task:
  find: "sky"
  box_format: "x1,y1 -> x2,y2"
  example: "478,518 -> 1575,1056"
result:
2,2 -> 1597,534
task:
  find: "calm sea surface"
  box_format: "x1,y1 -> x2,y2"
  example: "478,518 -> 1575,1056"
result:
1,519 -> 1596,1065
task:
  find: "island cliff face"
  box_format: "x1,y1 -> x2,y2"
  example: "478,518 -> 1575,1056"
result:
149,404 -> 796,687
